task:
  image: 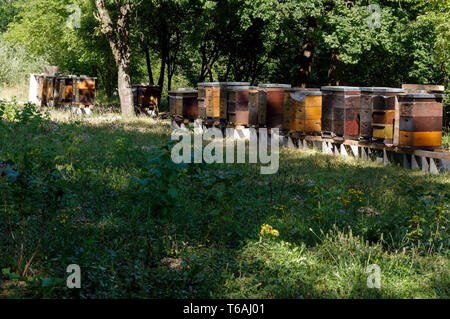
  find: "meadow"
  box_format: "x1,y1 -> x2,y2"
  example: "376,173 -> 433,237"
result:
0,101 -> 448,298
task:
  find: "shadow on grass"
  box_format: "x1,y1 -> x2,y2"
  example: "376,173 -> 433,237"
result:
0,116 -> 448,298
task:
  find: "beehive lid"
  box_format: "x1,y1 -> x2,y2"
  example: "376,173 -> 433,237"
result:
321,86 -> 360,91
198,82 -> 221,86
222,82 -> 250,86
228,85 -> 250,91
360,87 -> 404,93
403,93 -> 445,99
259,84 -> 291,88
171,88 -> 198,94
79,76 -> 97,80
293,90 -> 322,97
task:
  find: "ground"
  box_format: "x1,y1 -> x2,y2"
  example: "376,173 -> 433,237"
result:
0,105 -> 448,298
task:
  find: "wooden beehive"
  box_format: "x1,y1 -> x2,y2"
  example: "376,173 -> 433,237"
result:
197,83 -> 207,120
169,88 -> 198,121
227,85 -> 250,126
397,93 -> 444,150
282,87 -> 299,131
221,82 -> 250,122
259,84 -> 291,130
37,75 -> 56,107
248,86 -> 259,126
321,86 -> 361,140
257,87 -> 267,127
168,90 -> 178,117
291,90 -> 322,134
197,82 -> 221,120
132,84 -> 160,113
362,87 -> 405,145
77,77 -> 96,107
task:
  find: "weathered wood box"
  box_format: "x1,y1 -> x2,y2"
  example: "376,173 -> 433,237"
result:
398,93 -> 444,150
359,87 -> 404,144
172,89 -> 198,121
321,86 -> 361,140
77,77 -> 96,107
291,89 -> 322,135
259,84 -> 291,130
227,85 -> 250,126
221,82 -> 250,123
132,84 -> 160,114
248,86 -> 259,126
197,82 -> 221,120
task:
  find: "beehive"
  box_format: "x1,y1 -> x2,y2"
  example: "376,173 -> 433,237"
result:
197,83 -> 207,120
282,88 -> 299,131
221,82 -> 250,122
168,88 -> 198,121
227,85 -> 250,125
291,90 -> 322,134
248,86 -> 259,126
168,90 -> 175,116
397,93 -> 444,150
257,87 -> 267,127
259,84 -> 291,130
37,74 -> 96,109
197,82 -> 221,120
361,87 -> 405,144
321,86 -> 361,139
132,84 -> 160,113
77,77 -> 96,106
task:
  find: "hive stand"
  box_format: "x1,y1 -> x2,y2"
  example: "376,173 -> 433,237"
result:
170,119 -> 449,174
284,135 -> 450,174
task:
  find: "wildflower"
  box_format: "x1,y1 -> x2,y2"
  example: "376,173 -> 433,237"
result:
260,223 -> 280,237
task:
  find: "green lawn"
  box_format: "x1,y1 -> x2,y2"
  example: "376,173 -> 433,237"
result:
0,102 -> 448,298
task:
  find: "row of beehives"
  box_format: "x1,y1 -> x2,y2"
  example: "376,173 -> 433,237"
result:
168,83 -> 445,150
30,73 -> 96,108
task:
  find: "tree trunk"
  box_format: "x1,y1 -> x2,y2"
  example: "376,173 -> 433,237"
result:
297,17 -> 316,87
117,60 -> 135,117
94,0 -> 134,116
328,48 -> 344,86
144,46 -> 154,85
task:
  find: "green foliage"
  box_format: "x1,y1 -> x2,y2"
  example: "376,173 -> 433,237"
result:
0,39 -> 48,86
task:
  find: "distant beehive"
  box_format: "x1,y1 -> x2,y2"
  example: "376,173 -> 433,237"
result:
227,85 -> 250,126
76,77 -> 96,107
321,86 -> 361,139
291,89 -> 322,134
359,87 -> 405,144
196,83 -> 208,120
259,84 -> 291,130
221,82 -> 250,122
168,88 -> 198,121
282,87 -> 299,131
197,82 -> 221,120
132,84 -> 160,114
35,73 -> 96,109
248,86 -> 259,126
398,93 -> 444,150
248,86 -> 267,127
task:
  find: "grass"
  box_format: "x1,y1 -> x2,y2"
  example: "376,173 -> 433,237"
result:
0,102 -> 449,299
0,83 -> 29,101
443,131 -> 450,150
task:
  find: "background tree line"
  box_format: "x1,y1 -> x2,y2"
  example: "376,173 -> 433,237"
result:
0,0 -> 448,120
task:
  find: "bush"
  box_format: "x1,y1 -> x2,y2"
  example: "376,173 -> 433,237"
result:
0,39 -> 48,86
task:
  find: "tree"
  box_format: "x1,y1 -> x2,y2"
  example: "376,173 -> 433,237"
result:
94,0 -> 134,116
